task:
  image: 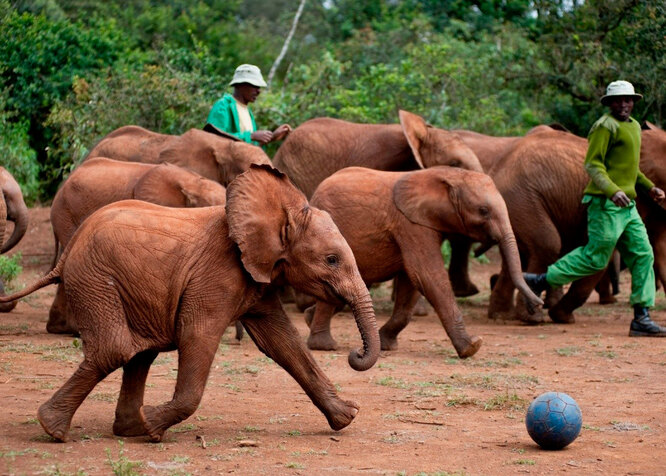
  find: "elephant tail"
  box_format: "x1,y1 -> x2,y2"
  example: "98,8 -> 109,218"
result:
0,268 -> 60,304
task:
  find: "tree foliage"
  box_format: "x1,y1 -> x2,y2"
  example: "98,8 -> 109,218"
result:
1,0 -> 664,200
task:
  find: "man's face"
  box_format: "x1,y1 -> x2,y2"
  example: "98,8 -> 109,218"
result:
607,96 -> 634,122
234,83 -> 261,104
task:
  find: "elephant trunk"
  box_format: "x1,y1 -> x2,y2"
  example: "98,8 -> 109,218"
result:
2,199 -> 28,254
498,231 -> 544,313
346,281 -> 380,372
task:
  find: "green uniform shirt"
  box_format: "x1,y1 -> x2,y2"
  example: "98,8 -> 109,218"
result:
583,114 -> 655,199
206,93 -> 258,144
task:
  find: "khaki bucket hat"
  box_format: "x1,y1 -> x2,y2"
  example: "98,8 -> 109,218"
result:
601,80 -> 642,105
229,64 -> 267,88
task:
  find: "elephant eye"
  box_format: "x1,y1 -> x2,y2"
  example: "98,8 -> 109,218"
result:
326,254 -> 339,266
449,159 -> 461,167
479,206 -> 490,217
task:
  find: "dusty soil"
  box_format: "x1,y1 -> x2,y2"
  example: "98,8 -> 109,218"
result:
1,207 -> 665,476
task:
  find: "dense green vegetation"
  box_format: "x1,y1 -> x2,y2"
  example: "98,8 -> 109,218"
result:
1,0 -> 664,202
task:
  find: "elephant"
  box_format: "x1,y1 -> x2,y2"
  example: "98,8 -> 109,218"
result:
479,128 -> 628,323
0,164 -> 380,443
46,157 -> 228,334
273,110 -> 484,299
0,167 -> 29,312
640,122 -> 666,290
305,166 -> 544,358
85,125 -> 272,186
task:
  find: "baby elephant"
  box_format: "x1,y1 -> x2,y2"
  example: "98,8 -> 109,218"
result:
0,165 -> 379,443
47,158 -> 227,334
307,166 -> 543,358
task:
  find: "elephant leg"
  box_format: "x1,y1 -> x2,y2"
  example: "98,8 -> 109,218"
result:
0,279 -> 17,313
379,272 -> 420,350
140,332 -> 221,442
448,236 -> 480,297
307,300 -> 344,351
294,290 -> 317,313
488,263 -> 517,320
113,350 -> 159,437
241,295 -> 359,431
595,267 -> 617,304
544,286 -> 565,309
38,358 -> 109,442
548,272 -> 603,324
401,245 -> 481,358
47,283 -> 78,335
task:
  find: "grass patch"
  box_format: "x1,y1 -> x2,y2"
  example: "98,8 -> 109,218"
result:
597,350 -> 617,359
555,346 -> 581,356
483,392 -> 527,411
89,392 -> 117,402
106,440 -> 143,476
169,423 -> 198,433
285,462 -> 305,469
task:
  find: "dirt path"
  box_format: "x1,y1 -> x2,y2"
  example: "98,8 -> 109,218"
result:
1,207 -> 664,475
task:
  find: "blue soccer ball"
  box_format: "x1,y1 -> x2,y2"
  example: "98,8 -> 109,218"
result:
525,392 -> 582,450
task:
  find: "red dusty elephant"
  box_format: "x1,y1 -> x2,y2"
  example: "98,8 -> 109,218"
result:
0,165 -> 380,443
0,167 -> 29,312
306,166 -> 543,358
86,125 -> 272,185
47,157 -> 228,334
273,110 -> 484,299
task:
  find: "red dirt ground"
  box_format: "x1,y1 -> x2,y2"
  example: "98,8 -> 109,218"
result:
1,207 -> 665,475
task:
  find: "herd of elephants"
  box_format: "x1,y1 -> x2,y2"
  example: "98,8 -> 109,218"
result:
0,109 -> 664,443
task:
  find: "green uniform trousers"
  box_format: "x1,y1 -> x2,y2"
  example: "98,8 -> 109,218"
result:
546,195 -> 655,307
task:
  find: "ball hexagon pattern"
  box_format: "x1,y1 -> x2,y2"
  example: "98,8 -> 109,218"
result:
525,392 -> 582,450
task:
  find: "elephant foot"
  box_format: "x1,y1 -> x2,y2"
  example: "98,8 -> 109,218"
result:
113,409 -> 148,437
452,282 -> 480,298
307,331 -> 338,351
304,305 -> 315,327
139,405 -> 167,443
598,295 -> 617,305
548,307 -> 576,324
543,287 -> 564,310
324,399 -> 359,431
379,328 -> 399,351
38,401 -> 71,442
413,297 -> 428,316
453,335 -> 483,359
46,319 -> 78,335
515,306 -> 548,324
0,301 -> 17,313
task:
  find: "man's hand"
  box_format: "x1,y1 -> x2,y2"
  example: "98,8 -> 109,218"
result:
611,190 -> 631,207
251,130 -> 274,145
272,124 -> 292,142
649,186 -> 665,203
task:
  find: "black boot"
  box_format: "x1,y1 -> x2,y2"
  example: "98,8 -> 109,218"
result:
523,273 -> 550,295
629,306 -> 666,337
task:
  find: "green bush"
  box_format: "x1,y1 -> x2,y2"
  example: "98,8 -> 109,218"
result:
0,253 -> 22,287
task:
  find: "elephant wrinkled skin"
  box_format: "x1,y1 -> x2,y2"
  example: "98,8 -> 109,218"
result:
47,158 -> 228,334
0,167 -> 29,312
306,166 -> 543,358
0,165 -> 379,443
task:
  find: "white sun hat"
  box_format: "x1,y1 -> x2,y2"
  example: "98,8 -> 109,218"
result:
229,64 -> 267,88
601,80 -> 642,105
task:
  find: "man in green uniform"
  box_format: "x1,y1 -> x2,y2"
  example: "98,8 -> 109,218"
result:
525,80 -> 666,336
205,64 -> 291,145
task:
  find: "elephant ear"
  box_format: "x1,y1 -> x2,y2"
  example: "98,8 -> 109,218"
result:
399,110 -> 430,169
644,121 -> 659,131
393,168 -> 464,233
226,164 -> 306,283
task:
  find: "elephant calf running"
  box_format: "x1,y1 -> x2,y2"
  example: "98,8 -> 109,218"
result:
306,166 -> 544,358
0,165 -> 380,443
